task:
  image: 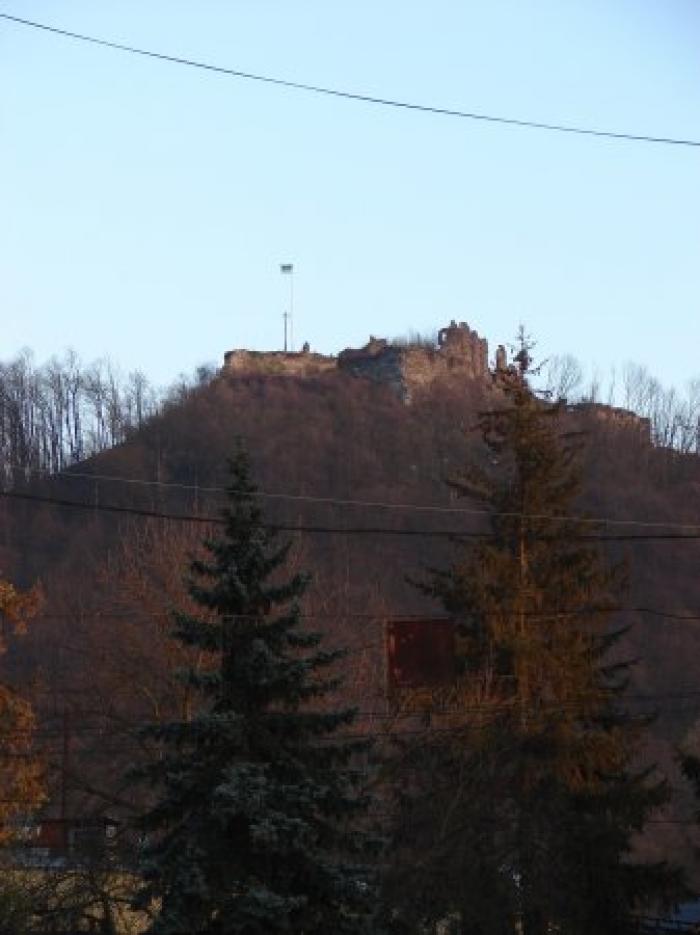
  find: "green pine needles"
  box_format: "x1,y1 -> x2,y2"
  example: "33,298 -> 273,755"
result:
132,446 -> 378,935
383,339 -> 685,935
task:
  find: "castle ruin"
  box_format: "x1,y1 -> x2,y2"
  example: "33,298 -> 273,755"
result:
220,323 -> 652,439
222,321 -> 491,402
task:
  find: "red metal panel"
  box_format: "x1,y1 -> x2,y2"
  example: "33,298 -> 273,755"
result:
36,819 -> 68,854
386,618 -> 455,690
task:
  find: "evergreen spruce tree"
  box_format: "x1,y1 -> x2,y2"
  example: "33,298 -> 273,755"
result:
132,446 -> 377,935
383,337 -> 684,935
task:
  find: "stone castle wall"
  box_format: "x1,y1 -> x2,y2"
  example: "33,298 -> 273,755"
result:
221,326 -> 652,444
337,321 -> 489,401
572,401 -> 651,436
223,321 -> 491,402
223,349 -> 336,378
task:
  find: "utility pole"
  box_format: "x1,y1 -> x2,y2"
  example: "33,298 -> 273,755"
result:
61,707 -> 71,821
280,263 -> 294,352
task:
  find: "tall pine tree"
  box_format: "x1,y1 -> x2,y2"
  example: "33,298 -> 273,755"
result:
132,446 -> 377,934
383,337 -> 683,935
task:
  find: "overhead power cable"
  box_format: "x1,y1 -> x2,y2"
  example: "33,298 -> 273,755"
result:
25,688 -> 700,721
30,607 -> 700,624
5,487 -> 700,542
1,487 -> 214,526
15,687 -> 700,735
44,468 -> 700,532
1,12 -> 698,149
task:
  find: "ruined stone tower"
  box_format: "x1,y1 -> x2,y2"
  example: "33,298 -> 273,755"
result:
222,321 -> 491,402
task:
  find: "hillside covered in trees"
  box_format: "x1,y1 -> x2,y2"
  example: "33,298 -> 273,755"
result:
1,338 -> 700,931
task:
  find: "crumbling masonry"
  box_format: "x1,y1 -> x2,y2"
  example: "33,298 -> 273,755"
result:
223,321 -> 493,402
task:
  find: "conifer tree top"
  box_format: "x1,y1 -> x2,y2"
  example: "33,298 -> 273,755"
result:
132,444 -> 379,935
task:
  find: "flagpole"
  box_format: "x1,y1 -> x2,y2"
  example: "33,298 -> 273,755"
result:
290,270 -> 294,352
280,263 -> 294,352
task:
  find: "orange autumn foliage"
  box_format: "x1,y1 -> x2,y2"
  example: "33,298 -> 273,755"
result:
0,581 -> 45,843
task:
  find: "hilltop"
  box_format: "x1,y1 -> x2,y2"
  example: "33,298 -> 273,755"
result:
1,328 -> 700,876
223,319 -> 491,403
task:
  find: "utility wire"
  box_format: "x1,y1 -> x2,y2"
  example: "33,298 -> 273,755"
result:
16,688 -> 700,733
1,12 -> 698,149
41,468 -> 700,532
29,607 -> 700,624
5,486 -> 700,542
1,487 -> 214,526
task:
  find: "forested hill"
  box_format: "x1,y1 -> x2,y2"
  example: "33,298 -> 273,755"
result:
3,362 -> 700,869
5,364 -> 700,685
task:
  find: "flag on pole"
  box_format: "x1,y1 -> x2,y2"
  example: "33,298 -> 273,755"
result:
280,264 -> 293,274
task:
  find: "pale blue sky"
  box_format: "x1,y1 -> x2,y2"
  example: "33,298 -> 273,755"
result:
1,1 -> 698,393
